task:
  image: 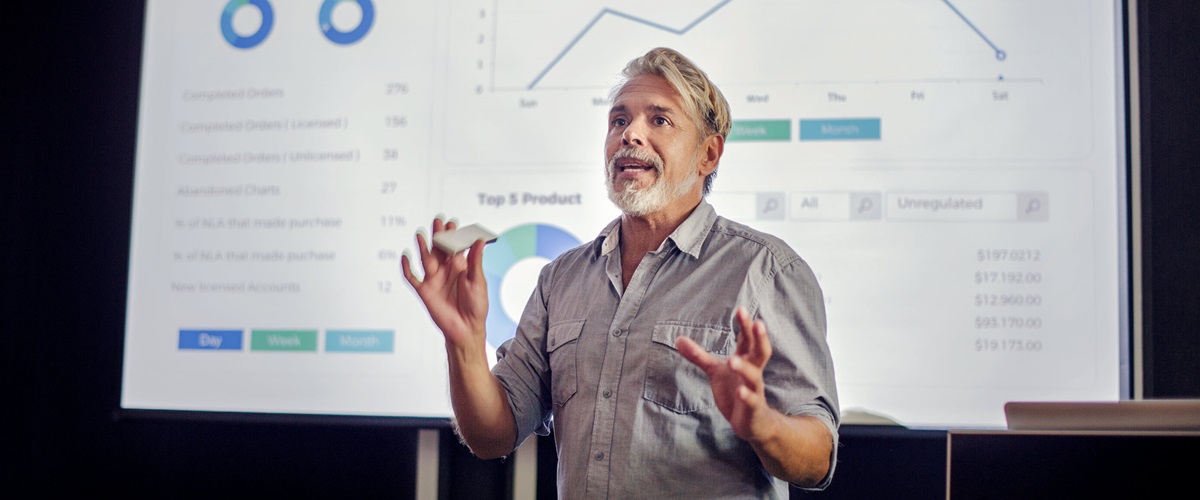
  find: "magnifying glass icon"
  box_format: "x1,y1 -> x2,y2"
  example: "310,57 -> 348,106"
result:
1025,199 -> 1041,214
763,198 -> 779,215
857,198 -> 874,213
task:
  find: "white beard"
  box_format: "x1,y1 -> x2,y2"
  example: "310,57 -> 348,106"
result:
605,148 -> 698,216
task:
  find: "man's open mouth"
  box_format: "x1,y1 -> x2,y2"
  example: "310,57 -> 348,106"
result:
617,159 -> 653,172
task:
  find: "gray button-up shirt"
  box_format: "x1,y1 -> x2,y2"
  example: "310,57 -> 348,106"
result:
494,200 -> 839,499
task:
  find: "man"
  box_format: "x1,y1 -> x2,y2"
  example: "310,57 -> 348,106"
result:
402,47 -> 838,498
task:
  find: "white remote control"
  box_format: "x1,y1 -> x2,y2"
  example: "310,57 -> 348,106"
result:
431,223 -> 498,254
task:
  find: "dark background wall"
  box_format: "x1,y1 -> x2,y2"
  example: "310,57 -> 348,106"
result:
1138,0 -> 1200,399
5,1 -> 1197,497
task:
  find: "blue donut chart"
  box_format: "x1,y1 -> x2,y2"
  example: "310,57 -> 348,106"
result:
319,0 -> 375,45
483,224 -> 581,348
221,0 -> 274,49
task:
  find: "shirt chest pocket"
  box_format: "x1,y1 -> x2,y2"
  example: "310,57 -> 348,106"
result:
547,320 -> 584,407
643,322 -> 733,413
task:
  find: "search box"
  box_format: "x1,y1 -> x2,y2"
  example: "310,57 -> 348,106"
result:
705,190 -> 792,220
788,191 -> 881,221
886,192 -> 1048,221
709,192 -> 763,221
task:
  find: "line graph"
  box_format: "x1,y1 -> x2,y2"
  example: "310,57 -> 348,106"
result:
443,0 -> 1091,166
526,0 -> 733,89
942,0 -> 1007,61
521,0 -> 1007,90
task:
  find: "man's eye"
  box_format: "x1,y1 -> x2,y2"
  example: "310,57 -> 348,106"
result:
611,118 -> 627,127
654,116 -> 669,125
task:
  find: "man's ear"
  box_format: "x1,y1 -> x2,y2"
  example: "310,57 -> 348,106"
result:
699,134 -> 724,176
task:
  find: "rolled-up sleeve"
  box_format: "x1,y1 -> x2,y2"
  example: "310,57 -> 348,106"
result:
492,266 -> 555,448
752,256 -> 841,490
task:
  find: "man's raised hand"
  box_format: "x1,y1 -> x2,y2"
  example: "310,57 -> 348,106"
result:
400,217 -> 489,349
675,307 -> 776,442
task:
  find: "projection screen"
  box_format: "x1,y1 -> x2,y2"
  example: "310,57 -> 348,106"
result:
121,0 -> 1131,429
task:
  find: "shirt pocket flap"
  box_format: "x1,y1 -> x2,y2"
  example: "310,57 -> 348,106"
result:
547,320 -> 585,353
650,322 -> 733,355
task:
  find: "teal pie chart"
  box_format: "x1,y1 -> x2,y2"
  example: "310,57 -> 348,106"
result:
484,224 -> 580,348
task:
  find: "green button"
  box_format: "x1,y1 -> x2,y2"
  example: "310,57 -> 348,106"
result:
251,330 -> 318,351
728,119 -> 791,142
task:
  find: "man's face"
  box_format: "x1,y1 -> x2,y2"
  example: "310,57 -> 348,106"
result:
604,74 -> 716,217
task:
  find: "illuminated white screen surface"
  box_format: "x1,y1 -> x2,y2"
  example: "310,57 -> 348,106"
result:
122,0 -> 1129,427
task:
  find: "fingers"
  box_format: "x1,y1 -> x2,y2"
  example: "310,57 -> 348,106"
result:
444,220 -> 471,276
728,355 -> 765,395
414,216 -> 462,276
735,308 -> 751,354
429,218 -> 449,260
415,229 -> 440,278
733,307 -> 772,368
735,384 -> 767,413
734,307 -> 759,362
749,319 -> 772,366
467,238 -> 486,281
676,336 -> 720,372
400,251 -> 420,288
681,320 -> 768,414
432,216 -> 460,235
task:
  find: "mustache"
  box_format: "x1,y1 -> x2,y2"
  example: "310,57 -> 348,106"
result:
607,147 -> 663,173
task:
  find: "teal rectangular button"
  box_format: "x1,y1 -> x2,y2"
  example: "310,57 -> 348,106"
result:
250,330 -> 318,352
728,119 -> 791,142
326,330 -> 394,353
799,118 -> 881,140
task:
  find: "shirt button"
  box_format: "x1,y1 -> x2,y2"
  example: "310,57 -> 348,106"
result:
595,452 -> 605,461
612,330 -> 623,337
602,389 -> 612,398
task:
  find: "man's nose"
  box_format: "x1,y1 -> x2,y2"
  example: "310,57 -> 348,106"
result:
622,119 -> 647,147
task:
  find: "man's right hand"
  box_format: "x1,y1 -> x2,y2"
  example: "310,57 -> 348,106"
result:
400,217 -> 489,350
400,218 -> 517,459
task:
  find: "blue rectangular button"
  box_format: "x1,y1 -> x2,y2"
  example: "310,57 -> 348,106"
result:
326,330 -> 394,353
179,329 -> 243,350
799,118 -> 881,141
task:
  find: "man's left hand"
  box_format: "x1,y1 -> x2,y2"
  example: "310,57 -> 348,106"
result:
677,307 -> 832,485
675,306 -> 777,442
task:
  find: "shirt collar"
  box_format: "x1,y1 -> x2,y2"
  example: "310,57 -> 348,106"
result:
593,199 -> 716,259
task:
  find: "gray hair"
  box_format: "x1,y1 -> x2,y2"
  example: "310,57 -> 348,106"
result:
611,47 -> 731,195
